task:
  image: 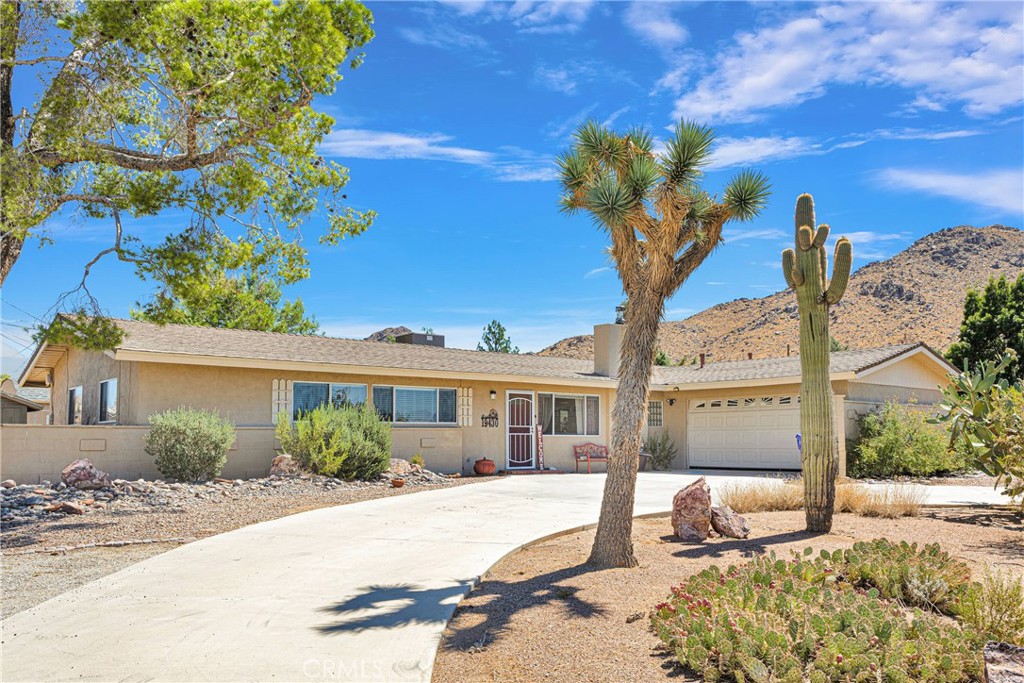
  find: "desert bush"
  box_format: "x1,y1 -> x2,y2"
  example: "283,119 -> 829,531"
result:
275,403 -> 391,480
833,478 -> 870,512
145,407 -> 235,481
956,570 -> 1024,645
717,478 -> 803,513
644,432 -> 678,471
858,484 -> 928,518
410,453 -> 425,468
850,401 -> 967,478
652,545 -> 983,683
936,353 -> 1024,506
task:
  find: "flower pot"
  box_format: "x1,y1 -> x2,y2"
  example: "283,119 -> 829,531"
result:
391,478 -> 405,488
474,458 -> 496,476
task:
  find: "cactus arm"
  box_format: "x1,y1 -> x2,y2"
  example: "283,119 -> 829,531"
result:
824,237 -> 853,305
782,249 -> 799,289
818,242 -> 828,291
797,225 -> 813,251
812,224 -> 829,248
794,194 -> 815,231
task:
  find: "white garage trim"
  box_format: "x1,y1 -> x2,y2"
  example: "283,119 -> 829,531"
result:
688,394 -> 802,470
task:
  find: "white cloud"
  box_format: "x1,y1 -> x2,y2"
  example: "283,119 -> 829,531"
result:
722,228 -> 787,242
545,104 -> 599,139
877,168 -> 1024,215
535,64 -> 578,94
584,266 -> 612,279
322,129 -> 492,164
397,25 -> 489,51
601,107 -> 630,129
708,136 -> 819,169
509,1 -> 595,34
673,3 -> 1024,123
623,2 -> 688,50
492,163 -> 559,182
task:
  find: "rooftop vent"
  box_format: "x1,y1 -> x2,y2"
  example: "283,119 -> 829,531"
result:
394,332 -> 445,348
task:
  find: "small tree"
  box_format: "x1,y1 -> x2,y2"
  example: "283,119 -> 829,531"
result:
654,349 -> 672,366
946,274 -> 1024,385
145,407 -> 235,481
477,319 -> 519,354
559,119 -> 769,567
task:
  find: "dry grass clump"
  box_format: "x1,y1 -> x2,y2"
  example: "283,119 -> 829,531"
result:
718,478 -> 803,513
858,484 -> 927,518
957,570 -> 1024,645
718,478 -> 925,518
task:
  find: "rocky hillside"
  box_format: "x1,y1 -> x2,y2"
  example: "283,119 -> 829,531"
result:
365,326 -> 413,342
539,225 -> 1024,363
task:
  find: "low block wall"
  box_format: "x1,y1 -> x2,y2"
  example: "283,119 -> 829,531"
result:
1,425 -> 278,484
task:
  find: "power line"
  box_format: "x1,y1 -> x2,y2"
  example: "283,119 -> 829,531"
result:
0,298 -> 45,325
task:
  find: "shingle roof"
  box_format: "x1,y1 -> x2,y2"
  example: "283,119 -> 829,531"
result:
100,320 -> 942,388
16,387 -> 50,403
651,343 -> 930,386
110,319 -> 610,383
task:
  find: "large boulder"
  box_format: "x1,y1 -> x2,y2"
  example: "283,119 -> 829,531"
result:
671,477 -> 711,542
984,641 -> 1024,683
61,459 -> 111,490
711,505 -> 751,539
269,454 -> 300,476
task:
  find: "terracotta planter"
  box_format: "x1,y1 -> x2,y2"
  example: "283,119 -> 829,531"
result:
473,458 -> 496,476
391,478 -> 405,488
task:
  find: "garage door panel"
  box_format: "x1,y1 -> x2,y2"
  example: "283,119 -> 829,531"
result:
688,398 -> 802,470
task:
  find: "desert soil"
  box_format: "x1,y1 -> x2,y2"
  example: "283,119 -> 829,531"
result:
1,474 -> 482,619
433,508 -> 1024,683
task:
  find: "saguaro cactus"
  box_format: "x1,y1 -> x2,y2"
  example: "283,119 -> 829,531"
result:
782,194 -> 852,533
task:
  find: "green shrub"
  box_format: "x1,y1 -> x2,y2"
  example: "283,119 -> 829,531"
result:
652,545 -> 984,683
935,354 -> 1024,505
410,453 -> 425,468
145,407 -> 235,481
644,432 -> 678,471
275,403 -> 391,480
849,401 -> 968,478
956,570 -> 1024,645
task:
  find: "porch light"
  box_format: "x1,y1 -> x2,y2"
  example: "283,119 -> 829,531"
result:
668,398 -> 676,406
489,390 -> 497,400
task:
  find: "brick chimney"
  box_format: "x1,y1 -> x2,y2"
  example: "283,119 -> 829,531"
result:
593,324 -> 623,378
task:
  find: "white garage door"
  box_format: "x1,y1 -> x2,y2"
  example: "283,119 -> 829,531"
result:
688,395 -> 802,470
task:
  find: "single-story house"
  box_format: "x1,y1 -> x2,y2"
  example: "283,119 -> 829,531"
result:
1,379 -> 46,425
11,319 -> 954,479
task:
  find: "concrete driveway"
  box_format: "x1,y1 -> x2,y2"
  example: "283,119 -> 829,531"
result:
0,472 -> 1009,682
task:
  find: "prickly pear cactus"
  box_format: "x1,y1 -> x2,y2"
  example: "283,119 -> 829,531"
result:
782,194 -> 852,533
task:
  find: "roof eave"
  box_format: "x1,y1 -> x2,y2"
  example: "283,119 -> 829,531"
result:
112,349 -> 618,389
651,371 -> 857,392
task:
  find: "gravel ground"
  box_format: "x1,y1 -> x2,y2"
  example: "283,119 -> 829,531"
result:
2,466 -> 484,619
433,508 -> 1024,683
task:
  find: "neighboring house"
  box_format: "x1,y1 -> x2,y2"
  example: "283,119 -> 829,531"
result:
1,379 -> 46,425
14,319 -> 953,477
18,386 -> 51,425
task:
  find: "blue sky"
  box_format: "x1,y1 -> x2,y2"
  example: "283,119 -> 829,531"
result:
3,1 -> 1023,376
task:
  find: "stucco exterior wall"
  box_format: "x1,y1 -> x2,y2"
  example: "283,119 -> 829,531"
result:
1,425 -> 276,484
51,348 -> 134,426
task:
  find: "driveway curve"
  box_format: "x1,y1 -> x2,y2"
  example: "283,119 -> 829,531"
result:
1,472 -> 1008,682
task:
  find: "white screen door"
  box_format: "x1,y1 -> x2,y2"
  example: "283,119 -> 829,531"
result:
506,392 -> 535,469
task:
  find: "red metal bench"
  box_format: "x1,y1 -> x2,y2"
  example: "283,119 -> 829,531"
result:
573,442 -> 608,473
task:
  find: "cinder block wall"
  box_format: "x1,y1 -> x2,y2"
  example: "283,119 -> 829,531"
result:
1,425 -> 277,484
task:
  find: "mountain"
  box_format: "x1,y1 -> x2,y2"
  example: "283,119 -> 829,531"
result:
539,225 -> 1024,363
365,326 -> 413,342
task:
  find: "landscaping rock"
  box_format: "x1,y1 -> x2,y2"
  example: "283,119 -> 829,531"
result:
61,459 -> 111,490
984,641 -> 1024,683
269,454 -> 300,476
1,479 -> 16,489
388,458 -> 415,476
711,505 -> 751,539
59,501 -> 86,515
671,477 -> 711,542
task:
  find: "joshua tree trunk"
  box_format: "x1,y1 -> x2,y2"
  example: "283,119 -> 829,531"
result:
782,194 -> 851,533
589,287 -> 662,567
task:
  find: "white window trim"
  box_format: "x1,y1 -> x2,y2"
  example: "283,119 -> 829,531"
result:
647,399 -> 664,428
538,392 -> 602,437
375,385 -> 459,426
98,378 -> 118,424
68,385 -> 83,425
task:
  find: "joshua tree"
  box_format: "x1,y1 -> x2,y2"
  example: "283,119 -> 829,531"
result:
781,194 -> 852,532
559,120 -> 770,567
